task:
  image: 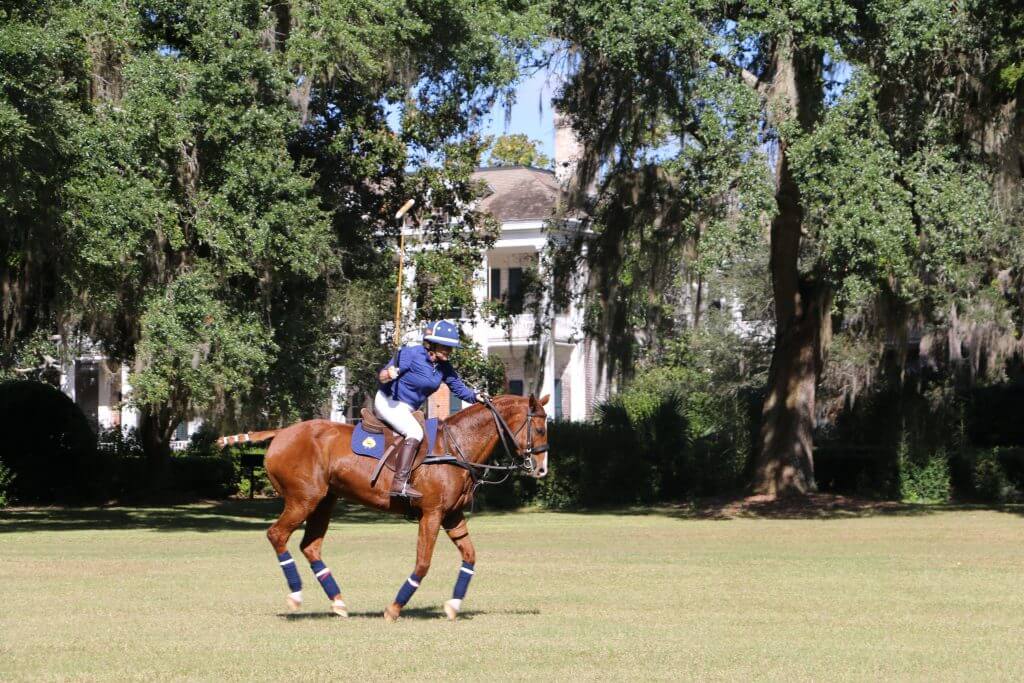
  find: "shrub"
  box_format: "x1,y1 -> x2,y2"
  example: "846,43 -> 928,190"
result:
813,445 -> 897,498
530,392 -> 749,510
532,421 -> 583,509
95,425 -> 247,501
994,447 -> 1024,491
184,422 -> 221,457
236,472 -> 276,498
952,447 -> 1023,503
897,437 -> 951,503
0,459 -> 13,508
233,447 -> 275,498
972,449 -> 1011,503
0,380 -> 99,503
98,426 -> 145,458
169,453 -> 240,498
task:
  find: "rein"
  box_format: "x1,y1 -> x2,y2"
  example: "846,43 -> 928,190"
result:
433,398 -> 546,490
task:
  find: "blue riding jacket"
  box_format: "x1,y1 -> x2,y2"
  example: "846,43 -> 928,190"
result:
379,345 -> 477,409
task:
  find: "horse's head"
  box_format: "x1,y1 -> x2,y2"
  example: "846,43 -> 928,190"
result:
470,393 -> 551,477
517,393 -> 549,478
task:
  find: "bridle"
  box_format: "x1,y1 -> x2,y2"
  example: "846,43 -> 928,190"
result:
482,396 -> 548,473
436,396 -> 548,488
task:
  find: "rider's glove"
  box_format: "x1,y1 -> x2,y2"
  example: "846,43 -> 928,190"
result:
476,392 -> 490,404
386,366 -> 400,380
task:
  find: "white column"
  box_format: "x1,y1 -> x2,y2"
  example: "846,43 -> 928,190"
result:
120,364 -> 139,431
471,251 -> 490,352
60,359 -> 76,401
97,361 -> 113,429
537,245 -> 556,402
568,343 -> 586,421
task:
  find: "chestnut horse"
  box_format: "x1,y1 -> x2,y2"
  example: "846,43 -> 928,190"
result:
232,394 -> 549,622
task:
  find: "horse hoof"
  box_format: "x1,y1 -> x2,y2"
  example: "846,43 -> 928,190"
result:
286,593 -> 303,612
443,599 -> 460,621
332,598 -> 348,618
383,604 -> 400,623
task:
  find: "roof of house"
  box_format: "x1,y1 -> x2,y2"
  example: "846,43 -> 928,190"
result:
471,166 -> 562,222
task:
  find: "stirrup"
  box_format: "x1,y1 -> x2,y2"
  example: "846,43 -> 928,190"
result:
390,483 -> 422,500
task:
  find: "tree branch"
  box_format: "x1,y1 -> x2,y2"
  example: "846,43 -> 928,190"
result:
710,54 -> 768,95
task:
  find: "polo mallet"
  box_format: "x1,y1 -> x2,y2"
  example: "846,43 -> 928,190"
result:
393,199 -> 416,349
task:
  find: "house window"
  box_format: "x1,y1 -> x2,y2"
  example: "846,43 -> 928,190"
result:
508,379 -> 524,396
449,390 -> 462,414
490,268 -> 502,301
507,267 -> 524,313
174,421 -> 189,441
554,379 -> 563,420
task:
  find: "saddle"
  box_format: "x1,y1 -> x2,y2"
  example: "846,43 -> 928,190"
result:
359,408 -> 432,487
360,407 -> 426,436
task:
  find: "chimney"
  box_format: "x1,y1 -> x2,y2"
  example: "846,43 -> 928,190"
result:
553,110 -> 583,188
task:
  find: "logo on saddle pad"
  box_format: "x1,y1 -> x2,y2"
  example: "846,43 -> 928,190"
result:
361,436 -> 378,449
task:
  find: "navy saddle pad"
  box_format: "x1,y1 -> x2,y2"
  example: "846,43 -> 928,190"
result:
351,417 -> 439,459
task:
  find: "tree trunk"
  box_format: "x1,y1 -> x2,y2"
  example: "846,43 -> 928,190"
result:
752,37 -> 828,497
754,274 -> 831,496
139,404 -> 176,488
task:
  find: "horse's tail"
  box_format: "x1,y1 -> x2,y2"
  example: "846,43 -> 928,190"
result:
217,429 -> 281,448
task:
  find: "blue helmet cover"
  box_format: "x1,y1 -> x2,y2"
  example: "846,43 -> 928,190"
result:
422,319 -> 462,348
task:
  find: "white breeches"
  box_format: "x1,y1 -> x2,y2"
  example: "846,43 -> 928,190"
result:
373,391 -> 424,441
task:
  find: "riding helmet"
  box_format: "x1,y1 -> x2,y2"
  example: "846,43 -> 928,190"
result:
423,320 -> 461,348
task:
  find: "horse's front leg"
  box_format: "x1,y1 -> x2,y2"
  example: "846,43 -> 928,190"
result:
442,511 -> 476,621
384,511 -> 442,622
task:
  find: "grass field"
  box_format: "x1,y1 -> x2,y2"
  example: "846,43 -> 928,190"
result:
2,501 -> 1023,681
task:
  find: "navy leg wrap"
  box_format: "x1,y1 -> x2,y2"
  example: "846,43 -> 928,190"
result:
277,551 -> 302,592
453,561 -> 474,600
394,573 -> 422,607
310,560 -> 341,599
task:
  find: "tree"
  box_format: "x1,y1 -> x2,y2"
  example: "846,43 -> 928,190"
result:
2,0 -> 545,481
550,1 -> 1019,496
487,133 -> 552,168
55,0 -> 332,476
0,1 -> 83,366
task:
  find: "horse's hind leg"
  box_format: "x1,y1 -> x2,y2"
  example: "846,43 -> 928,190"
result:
299,493 -> 347,617
384,511 -> 442,622
267,498 -> 318,612
441,511 -> 476,621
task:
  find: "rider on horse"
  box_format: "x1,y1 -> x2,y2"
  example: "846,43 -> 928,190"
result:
375,319 -> 487,500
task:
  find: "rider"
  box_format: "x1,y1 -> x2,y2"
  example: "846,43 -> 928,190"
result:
376,320 -> 487,500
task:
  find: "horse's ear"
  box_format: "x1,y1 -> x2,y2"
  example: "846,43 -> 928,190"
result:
538,394 -> 550,406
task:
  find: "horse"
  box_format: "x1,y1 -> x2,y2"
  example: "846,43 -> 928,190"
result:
221,394 -> 550,622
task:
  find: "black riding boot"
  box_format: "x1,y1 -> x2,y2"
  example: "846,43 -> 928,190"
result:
390,437 -> 422,499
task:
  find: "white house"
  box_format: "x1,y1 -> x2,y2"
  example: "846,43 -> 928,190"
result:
381,115 -> 608,422
439,165 -> 606,422
56,345 -> 202,449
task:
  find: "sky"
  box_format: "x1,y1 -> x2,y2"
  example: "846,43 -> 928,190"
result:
382,63 -> 559,167
479,66 -> 558,161
401,53 -> 851,168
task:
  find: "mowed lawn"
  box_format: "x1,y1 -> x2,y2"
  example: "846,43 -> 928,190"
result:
1,502 -> 1023,681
